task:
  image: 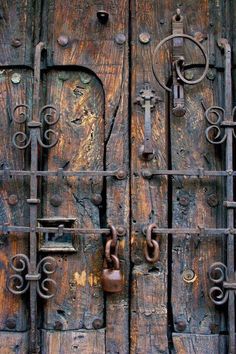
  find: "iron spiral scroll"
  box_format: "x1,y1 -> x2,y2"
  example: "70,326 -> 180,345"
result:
204,105 -> 236,145
208,262 -> 231,305
7,254 -> 57,299
12,103 -> 60,150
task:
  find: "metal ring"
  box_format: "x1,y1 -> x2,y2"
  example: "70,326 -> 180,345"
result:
152,34 -> 209,92
105,239 -> 119,263
144,239 -> 160,263
146,223 -> 157,248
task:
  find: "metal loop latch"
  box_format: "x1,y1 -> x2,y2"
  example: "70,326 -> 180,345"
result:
152,9 -> 209,117
152,34 -> 209,92
144,223 -> 160,263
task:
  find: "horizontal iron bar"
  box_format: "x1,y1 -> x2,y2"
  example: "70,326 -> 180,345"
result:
1,225 -> 236,236
0,169 -> 126,179
0,225 -> 112,234
152,228 -> 236,235
142,169 -> 235,177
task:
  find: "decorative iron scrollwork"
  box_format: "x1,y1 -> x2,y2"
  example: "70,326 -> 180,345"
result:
207,38 -> 236,354
7,254 -> 57,299
208,262 -> 229,305
12,103 -> 60,150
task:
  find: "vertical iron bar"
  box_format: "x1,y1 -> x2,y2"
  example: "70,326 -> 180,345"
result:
219,38 -> 235,354
28,42 -> 45,353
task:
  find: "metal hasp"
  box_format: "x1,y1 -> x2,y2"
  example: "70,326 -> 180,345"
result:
206,39 -> 236,354
152,8 -> 209,117
136,83 -> 158,160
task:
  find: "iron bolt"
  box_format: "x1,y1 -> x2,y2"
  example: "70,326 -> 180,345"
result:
184,71 -> 194,80
139,32 -> 151,44
115,33 -> 126,45
97,10 -> 109,24
79,72 -> 91,84
207,69 -> 215,81
178,195 -> 190,207
182,269 -> 196,283
91,193 -> 103,206
92,318 -> 103,329
142,169 -> 152,179
11,38 -> 22,48
6,318 -> 16,329
57,35 -> 69,47
175,320 -> 186,332
116,169 -> 126,180
50,194 -> 62,207
160,19 -> 165,25
11,73 -> 21,84
116,226 -> 126,236
207,194 -> 218,207
8,194 -> 18,206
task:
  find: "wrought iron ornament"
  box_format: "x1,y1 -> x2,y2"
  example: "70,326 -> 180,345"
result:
7,42 -> 59,354
206,38 -> 236,354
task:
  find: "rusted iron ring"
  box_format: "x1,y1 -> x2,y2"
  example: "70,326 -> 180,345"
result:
105,239 -> 119,263
144,239 -> 160,263
144,223 -> 159,263
108,223 -> 118,247
152,33 -> 209,92
146,223 -> 157,247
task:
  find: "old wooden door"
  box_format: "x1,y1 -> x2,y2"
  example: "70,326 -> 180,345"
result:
0,1 -> 235,353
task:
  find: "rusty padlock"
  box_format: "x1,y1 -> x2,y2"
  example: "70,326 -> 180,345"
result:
101,254 -> 123,293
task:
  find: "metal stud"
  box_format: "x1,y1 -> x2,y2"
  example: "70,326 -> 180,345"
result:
11,73 -> 21,84
139,32 -> 151,44
57,35 -> 69,47
115,33 -> 126,45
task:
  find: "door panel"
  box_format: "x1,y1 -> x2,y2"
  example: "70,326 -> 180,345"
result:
42,69 -> 105,330
130,1 -> 169,352
169,0 -> 225,340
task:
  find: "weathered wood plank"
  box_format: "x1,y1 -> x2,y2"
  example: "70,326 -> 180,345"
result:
0,331 -> 28,353
42,69 -> 105,331
104,2 -> 130,353
45,1 -> 130,351
172,333 -> 227,354
170,0 -> 225,337
0,69 -> 32,331
0,1 -> 35,66
41,329 -> 105,354
130,1 -> 169,352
